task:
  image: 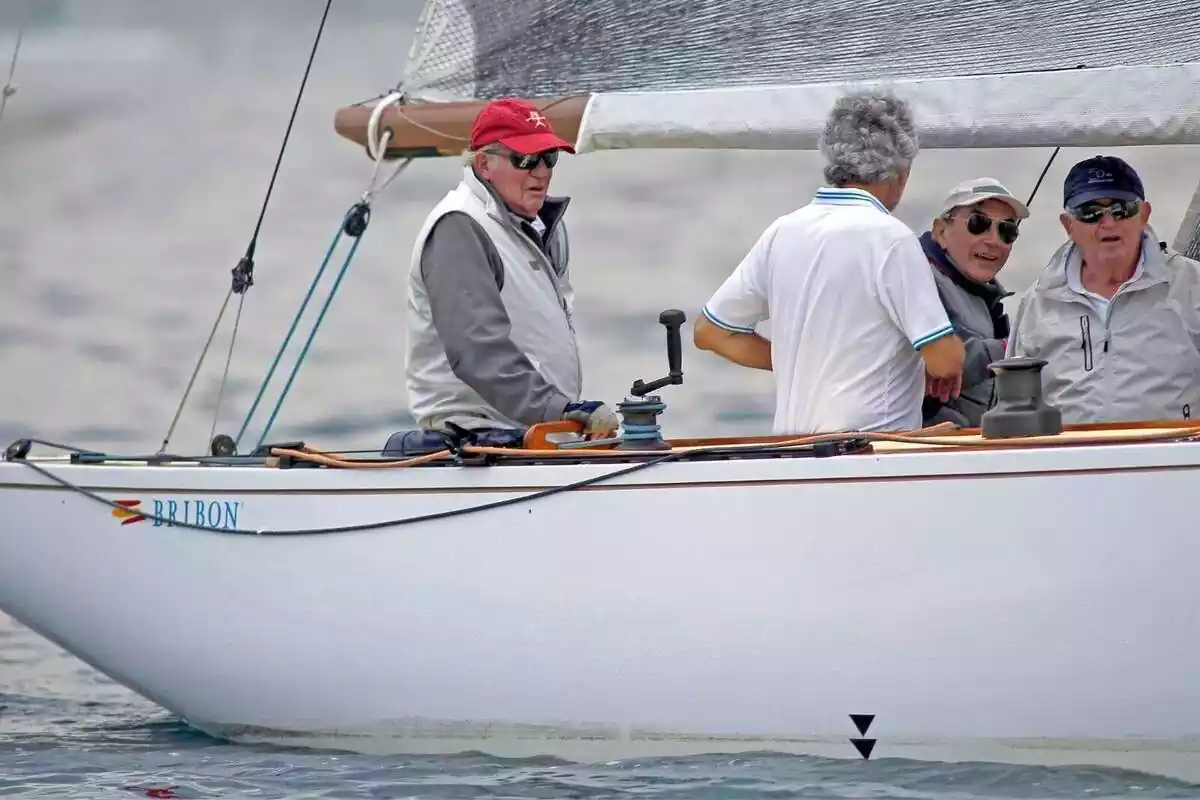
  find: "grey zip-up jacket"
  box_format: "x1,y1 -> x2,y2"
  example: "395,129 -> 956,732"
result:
919,232 -> 1011,428
404,167 -> 583,431
1007,231 -> 1200,424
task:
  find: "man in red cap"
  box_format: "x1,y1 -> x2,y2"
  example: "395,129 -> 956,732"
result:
403,97 -> 618,437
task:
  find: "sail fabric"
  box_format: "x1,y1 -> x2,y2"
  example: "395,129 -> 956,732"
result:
1177,182 -> 1200,260
398,0 -> 1200,150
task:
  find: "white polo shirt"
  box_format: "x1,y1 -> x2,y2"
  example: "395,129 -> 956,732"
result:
702,187 -> 954,434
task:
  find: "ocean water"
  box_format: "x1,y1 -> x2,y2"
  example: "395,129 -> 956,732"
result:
6,617 -> 1200,799
5,2 -> 1200,797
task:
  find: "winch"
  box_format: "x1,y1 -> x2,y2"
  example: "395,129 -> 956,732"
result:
981,356 -> 1063,438
557,309 -> 686,450
614,309 -> 687,450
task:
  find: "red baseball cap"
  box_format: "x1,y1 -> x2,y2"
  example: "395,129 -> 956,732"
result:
470,98 -> 577,155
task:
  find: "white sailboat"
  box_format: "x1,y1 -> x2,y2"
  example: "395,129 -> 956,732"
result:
4,0 -> 1200,781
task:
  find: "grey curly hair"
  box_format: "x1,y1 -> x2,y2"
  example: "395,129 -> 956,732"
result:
818,91 -> 919,186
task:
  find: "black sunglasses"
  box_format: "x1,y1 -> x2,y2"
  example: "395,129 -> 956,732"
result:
486,148 -> 559,171
961,210 -> 1020,244
1068,198 -> 1142,225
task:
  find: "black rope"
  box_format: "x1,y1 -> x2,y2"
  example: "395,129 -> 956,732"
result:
5,434 -> 872,536
14,451 -> 682,537
1024,147 -> 1061,211
231,0 -> 335,296
1020,64 -> 1089,214
157,0 -> 336,455
5,437 -> 92,458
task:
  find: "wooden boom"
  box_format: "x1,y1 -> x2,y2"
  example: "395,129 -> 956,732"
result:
333,95 -> 591,160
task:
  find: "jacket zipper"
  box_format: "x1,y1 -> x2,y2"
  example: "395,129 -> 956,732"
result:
1079,315 -> 1094,371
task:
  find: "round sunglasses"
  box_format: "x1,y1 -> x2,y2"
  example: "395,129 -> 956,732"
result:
959,210 -> 1020,244
1068,198 -> 1142,225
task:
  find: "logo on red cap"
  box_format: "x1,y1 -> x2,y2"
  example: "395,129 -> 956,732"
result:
470,98 -> 576,155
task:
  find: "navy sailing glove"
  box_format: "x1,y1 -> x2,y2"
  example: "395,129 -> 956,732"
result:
562,400 -> 620,435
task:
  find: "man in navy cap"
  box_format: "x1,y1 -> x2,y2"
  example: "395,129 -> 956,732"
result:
1007,155 -> 1200,423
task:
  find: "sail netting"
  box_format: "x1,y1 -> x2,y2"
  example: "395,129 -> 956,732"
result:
396,0 -> 1200,150
1178,183 -> 1200,259
400,0 -> 1199,100
1183,225 -> 1200,260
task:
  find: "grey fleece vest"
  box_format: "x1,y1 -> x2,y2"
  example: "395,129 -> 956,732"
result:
404,168 -> 583,430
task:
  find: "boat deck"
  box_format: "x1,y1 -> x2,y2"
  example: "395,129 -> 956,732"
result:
7,420 -> 1200,472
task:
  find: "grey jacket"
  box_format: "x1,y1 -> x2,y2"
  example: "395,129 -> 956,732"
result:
918,232 -> 1011,428
1007,231 -> 1200,423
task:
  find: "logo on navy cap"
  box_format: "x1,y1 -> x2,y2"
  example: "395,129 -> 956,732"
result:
1064,155 -> 1144,208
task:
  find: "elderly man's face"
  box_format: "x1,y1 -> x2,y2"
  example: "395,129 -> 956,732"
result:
475,146 -> 559,219
933,198 -> 1019,284
1060,197 -> 1151,271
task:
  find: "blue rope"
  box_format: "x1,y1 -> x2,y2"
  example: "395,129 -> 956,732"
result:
234,226 -> 344,449
255,232 -> 365,450
618,398 -> 666,445
619,422 -> 665,440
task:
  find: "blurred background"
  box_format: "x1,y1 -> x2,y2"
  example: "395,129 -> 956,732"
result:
2,0 -> 1199,456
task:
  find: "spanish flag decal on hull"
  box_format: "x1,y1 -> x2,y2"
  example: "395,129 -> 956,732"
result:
111,499 -> 146,525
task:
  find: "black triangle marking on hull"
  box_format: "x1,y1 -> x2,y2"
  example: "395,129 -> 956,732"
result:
849,714 -> 875,736
850,738 -> 876,759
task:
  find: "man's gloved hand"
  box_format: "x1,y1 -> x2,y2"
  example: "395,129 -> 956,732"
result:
562,400 -> 620,436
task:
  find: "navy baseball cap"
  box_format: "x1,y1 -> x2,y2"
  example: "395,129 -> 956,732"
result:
1063,155 -> 1145,209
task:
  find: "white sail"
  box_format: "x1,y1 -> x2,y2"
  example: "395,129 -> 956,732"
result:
573,65 -> 1200,153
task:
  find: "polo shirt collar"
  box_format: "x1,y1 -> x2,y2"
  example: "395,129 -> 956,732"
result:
812,186 -> 890,214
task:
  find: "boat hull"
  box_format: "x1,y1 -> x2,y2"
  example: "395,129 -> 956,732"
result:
2,439 -> 1200,779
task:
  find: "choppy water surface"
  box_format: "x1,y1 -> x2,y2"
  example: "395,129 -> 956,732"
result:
5,618 -> 1200,800
4,2 -> 1200,798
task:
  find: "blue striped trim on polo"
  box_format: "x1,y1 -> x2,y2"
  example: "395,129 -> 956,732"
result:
702,305 -> 756,334
812,187 -> 890,214
912,323 -> 955,348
